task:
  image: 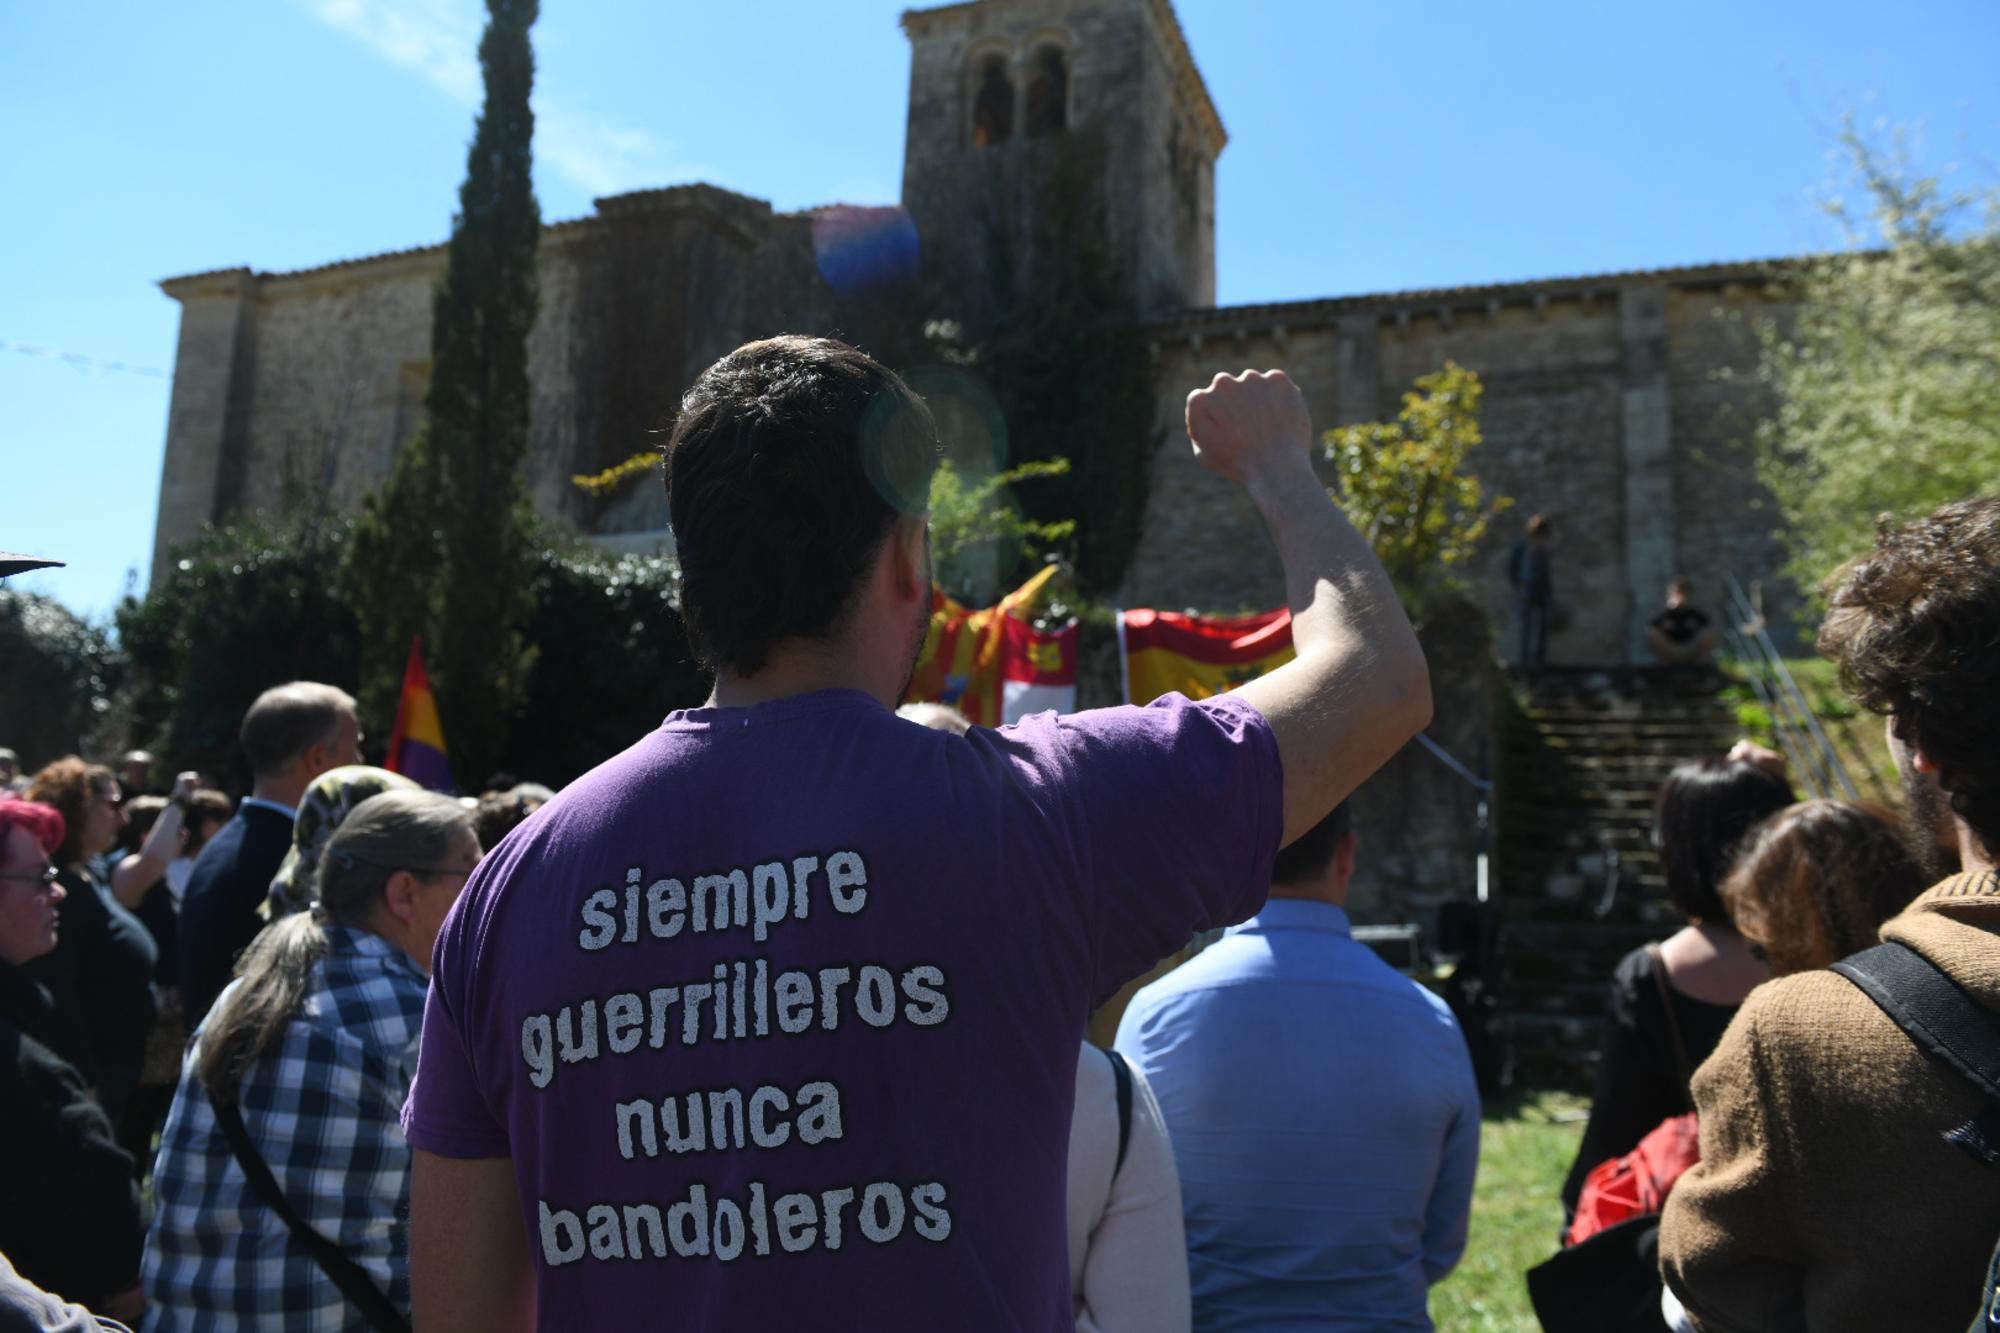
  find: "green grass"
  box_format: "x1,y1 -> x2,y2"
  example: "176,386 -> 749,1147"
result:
1430,1089 -> 1587,1332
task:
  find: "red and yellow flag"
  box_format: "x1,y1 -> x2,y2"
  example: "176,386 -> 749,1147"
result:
906,564 -> 1078,726
1117,607 -> 1295,706
384,637 -> 455,793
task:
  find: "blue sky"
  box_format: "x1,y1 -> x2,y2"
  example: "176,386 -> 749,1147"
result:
5,0 -> 1996,621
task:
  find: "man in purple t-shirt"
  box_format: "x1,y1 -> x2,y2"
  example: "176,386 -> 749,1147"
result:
403,336 -> 1432,1330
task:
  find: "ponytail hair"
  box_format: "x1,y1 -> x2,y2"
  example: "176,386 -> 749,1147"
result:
198,789 -> 470,1104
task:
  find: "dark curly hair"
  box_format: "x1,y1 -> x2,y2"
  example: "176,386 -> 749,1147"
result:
664,336 -> 940,677
24,756 -> 118,868
1721,800 -> 1928,976
1819,497 -> 2000,856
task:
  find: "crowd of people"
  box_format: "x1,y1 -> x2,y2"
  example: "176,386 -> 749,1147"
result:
0,335 -> 1995,1332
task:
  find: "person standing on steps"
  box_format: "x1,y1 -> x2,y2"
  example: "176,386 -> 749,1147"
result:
1508,513 -> 1554,672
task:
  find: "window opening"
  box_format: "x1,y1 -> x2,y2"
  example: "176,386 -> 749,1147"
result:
972,55 -> 1014,148
1024,46 -> 1067,137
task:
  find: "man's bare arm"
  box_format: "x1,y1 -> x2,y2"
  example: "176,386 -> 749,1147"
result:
1186,369 -> 1432,844
411,1150 -> 534,1333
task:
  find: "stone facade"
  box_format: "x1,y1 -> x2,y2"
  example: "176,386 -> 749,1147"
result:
899,0 -> 1221,316
154,187 -> 839,575
151,0 -> 1799,661
1128,270 -> 1797,662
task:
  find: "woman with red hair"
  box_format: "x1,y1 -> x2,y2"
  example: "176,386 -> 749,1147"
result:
0,797 -> 146,1320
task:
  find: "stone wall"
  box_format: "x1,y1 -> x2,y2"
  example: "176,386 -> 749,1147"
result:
1666,286 -> 1803,646
152,187 -> 839,579
1127,267 -> 1798,664
899,0 -> 1222,318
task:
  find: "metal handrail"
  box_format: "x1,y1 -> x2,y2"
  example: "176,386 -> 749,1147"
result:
1413,732 -> 1493,792
1723,575 -> 1861,801
1412,732 -> 1495,903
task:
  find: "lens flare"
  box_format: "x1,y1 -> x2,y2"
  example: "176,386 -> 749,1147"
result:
812,205 -> 920,296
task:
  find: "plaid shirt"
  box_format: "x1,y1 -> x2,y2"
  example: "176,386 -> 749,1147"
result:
144,926 -> 428,1331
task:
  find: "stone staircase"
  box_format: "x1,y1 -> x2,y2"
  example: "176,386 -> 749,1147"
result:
1495,666 -> 1738,1088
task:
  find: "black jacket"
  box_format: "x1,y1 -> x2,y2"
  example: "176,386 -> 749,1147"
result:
177,804 -> 293,1027
14,872 -> 157,1112
0,963 -> 143,1311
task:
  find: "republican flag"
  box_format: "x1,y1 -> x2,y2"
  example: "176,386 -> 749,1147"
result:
1117,607 -> 1296,706
906,564 -> 1079,726
384,637 -> 455,792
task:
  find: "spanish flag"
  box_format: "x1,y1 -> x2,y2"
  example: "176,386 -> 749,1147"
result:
1117,607 -> 1296,706
384,637 -> 455,792
906,564 -> 1078,726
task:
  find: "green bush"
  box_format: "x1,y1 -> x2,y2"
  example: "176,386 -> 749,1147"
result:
116,520 -> 364,790
119,521 -> 708,791
0,589 -> 125,771
502,545 -> 710,787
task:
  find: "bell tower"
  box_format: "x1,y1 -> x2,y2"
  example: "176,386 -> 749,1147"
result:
898,0 -> 1226,316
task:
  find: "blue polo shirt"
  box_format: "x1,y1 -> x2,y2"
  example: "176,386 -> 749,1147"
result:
1115,898 -> 1480,1332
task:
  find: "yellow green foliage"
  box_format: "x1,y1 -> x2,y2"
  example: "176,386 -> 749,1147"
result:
1323,361 -> 1512,607
928,456 -> 1075,564
571,450 -> 660,497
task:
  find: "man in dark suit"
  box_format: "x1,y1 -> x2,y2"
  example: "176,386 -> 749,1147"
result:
178,681 -> 360,1024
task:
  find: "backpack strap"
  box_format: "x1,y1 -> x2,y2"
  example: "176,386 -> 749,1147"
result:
1832,940 -> 2000,1166
211,1097 -> 412,1333
1105,1048 -> 1134,1177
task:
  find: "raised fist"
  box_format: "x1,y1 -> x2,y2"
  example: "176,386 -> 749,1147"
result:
1185,369 -> 1314,485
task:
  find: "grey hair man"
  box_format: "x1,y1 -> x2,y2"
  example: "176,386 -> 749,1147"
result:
178,682 -> 360,1023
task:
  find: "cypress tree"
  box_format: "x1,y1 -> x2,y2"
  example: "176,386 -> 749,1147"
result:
346,0 -> 542,787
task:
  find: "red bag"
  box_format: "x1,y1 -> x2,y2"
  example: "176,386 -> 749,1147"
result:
1564,1112 -> 1701,1247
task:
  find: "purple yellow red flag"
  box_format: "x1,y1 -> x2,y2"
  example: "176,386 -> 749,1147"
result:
1117,607 -> 1296,706
906,564 -> 1078,726
384,637 -> 456,792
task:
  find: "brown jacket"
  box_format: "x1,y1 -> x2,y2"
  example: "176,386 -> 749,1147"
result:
1661,871 -> 2000,1332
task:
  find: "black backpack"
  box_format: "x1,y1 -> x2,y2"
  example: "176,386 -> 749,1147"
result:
1829,941 -> 2000,1331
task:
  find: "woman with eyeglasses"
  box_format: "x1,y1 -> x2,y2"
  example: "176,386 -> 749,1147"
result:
1559,751 -> 1795,1225
0,797 -> 148,1323
20,756 -> 159,1128
145,789 -> 480,1332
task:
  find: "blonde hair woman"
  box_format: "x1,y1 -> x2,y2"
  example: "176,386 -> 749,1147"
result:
145,790 -> 478,1331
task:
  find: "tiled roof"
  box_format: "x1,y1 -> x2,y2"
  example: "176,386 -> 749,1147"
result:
1147,255 -> 1808,334
159,215 -> 601,294
158,179 -> 824,295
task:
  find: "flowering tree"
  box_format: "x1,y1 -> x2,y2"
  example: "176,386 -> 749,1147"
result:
1756,124 -> 2000,587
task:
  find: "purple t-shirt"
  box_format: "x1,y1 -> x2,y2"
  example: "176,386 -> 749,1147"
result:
403,688 -> 1282,1328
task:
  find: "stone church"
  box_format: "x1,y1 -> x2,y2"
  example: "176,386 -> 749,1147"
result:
152,0 -> 1797,664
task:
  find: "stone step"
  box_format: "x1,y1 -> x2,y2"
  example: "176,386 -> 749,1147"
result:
1509,950 -> 1649,986
1495,666 -> 1732,1087
1497,897 -> 1675,928
1505,1014 -> 1605,1045
1504,797 -> 1669,821
1505,977 -> 1616,1017
1516,718 -> 1735,740
1505,736 -> 1730,760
